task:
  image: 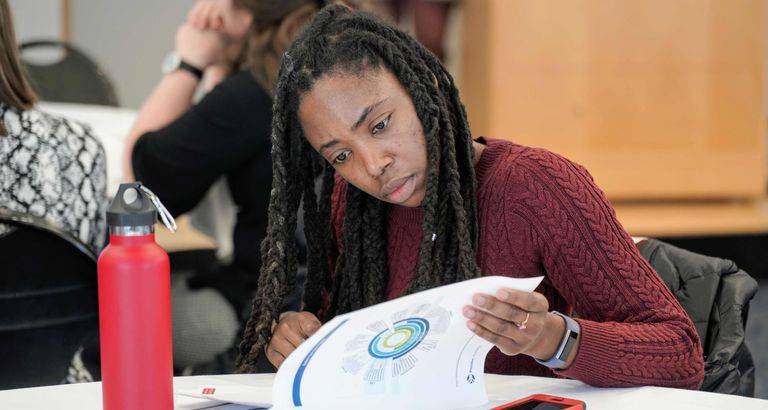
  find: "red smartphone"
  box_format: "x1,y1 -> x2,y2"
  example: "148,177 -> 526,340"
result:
491,394 -> 586,410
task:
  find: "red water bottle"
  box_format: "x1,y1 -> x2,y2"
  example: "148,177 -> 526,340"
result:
98,182 -> 176,410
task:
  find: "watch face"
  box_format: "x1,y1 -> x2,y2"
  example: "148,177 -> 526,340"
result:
560,330 -> 579,361
161,52 -> 181,74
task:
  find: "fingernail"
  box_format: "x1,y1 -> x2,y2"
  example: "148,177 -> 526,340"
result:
497,290 -> 509,301
467,321 -> 476,330
474,295 -> 486,307
463,307 -> 476,319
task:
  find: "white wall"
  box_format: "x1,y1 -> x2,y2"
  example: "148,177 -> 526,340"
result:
8,0 -> 62,43
10,0 -> 194,108
69,0 -> 194,108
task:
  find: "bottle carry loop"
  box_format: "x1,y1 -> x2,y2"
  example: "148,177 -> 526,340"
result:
138,185 -> 177,233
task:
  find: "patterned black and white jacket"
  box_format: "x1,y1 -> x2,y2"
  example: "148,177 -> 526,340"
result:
0,102 -> 107,252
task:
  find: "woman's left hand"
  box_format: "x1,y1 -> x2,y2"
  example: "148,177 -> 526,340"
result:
463,288 -> 564,360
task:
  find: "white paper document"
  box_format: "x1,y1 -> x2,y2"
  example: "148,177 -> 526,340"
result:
272,275 -> 544,410
177,384 -> 272,409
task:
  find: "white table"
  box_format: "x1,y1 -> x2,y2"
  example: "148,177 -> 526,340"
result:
0,373 -> 766,410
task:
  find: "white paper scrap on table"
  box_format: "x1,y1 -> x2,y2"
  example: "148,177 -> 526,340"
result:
272,275 -> 544,410
176,384 -> 273,409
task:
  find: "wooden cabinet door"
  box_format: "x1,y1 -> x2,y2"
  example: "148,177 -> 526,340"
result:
461,0 -> 766,200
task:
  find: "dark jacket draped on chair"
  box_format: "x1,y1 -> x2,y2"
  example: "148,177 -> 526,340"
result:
638,238 -> 758,396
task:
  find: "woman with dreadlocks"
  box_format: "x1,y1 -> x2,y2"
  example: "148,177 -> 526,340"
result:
237,5 -> 704,389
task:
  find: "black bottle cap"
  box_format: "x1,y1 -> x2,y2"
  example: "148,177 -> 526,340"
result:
106,182 -> 157,228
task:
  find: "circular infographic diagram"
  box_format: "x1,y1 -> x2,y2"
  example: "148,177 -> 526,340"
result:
341,303 -> 451,383
368,318 -> 430,360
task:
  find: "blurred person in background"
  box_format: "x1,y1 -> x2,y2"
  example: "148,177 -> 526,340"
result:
123,0 -> 322,374
371,0 -> 456,61
0,0 -> 107,253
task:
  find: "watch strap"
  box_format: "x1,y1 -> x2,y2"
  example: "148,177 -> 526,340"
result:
178,60 -> 204,80
535,311 -> 580,369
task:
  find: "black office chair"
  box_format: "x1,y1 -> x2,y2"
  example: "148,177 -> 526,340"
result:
20,40 -> 119,106
638,238 -> 758,397
0,208 -> 99,389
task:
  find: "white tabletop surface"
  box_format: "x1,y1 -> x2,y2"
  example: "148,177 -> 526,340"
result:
1,373 -> 766,410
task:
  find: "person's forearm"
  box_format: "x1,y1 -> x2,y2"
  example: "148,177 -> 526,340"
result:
123,70 -> 200,181
203,64 -> 232,92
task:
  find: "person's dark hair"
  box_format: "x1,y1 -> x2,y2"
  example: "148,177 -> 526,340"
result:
236,4 -> 480,372
233,0 -> 320,94
0,0 -> 37,135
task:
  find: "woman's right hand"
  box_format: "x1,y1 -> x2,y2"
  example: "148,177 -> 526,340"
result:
175,23 -> 227,71
177,0 -> 251,80
266,311 -> 322,368
187,0 -> 225,32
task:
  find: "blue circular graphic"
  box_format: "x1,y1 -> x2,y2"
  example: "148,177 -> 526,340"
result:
368,317 -> 430,359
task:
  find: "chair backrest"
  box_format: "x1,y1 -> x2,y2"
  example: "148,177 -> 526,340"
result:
0,208 -> 99,389
638,238 -> 758,397
20,40 -> 119,107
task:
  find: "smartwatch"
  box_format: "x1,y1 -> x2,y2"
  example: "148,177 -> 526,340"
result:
535,311 -> 580,369
161,51 -> 203,80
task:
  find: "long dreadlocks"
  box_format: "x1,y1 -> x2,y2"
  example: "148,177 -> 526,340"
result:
236,4 -> 481,372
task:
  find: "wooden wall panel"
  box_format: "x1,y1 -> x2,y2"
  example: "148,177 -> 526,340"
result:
461,0 -> 766,200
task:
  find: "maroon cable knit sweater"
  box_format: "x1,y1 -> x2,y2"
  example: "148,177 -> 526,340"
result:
330,138 -> 704,389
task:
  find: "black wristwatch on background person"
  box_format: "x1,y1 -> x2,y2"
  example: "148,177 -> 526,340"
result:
161,51 -> 203,80
535,311 -> 580,369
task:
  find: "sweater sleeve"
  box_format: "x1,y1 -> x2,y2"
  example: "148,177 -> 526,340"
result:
508,147 -> 704,389
131,71 -> 272,216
